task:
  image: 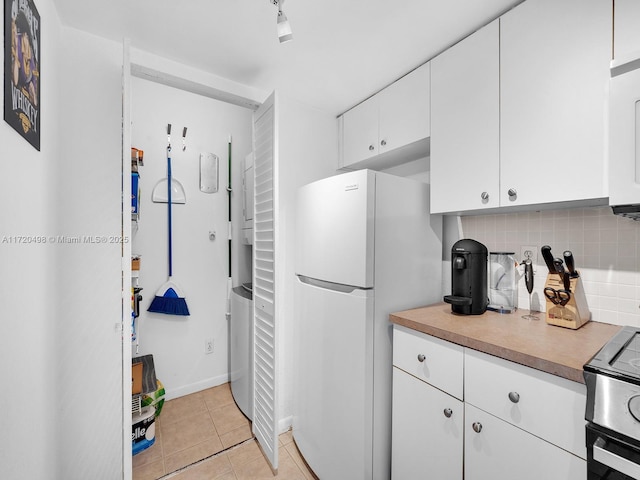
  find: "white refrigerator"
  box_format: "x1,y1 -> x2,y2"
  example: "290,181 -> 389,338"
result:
293,169 -> 442,479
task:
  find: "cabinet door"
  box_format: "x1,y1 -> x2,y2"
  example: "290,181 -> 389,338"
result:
430,20 -> 500,213
392,367 -> 463,480
341,95 -> 379,167
379,63 -> 430,155
500,0 -> 611,206
465,404 -> 586,480
614,0 -> 640,60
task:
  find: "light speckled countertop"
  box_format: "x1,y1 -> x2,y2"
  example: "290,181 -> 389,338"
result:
390,303 -> 621,383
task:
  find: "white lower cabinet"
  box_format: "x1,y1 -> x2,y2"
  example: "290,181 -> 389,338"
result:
391,326 -> 587,479
392,367 -> 463,479
464,348 -> 586,458
465,404 -> 586,480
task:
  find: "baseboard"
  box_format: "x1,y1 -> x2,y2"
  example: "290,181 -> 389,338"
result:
279,415 -> 293,435
164,373 -> 230,401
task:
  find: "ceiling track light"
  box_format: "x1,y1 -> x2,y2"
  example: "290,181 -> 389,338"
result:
272,0 -> 293,43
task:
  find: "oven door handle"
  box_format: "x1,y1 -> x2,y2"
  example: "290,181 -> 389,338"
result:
593,437 -> 640,480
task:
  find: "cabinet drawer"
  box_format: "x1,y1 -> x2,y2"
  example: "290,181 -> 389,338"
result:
465,348 -> 586,458
392,325 -> 464,400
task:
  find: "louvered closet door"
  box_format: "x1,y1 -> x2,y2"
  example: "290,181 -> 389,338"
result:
252,91 -> 279,471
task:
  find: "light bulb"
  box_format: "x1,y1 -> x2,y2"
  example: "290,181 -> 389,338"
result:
277,10 -> 293,43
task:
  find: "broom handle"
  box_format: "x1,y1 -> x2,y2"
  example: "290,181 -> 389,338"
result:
167,146 -> 173,277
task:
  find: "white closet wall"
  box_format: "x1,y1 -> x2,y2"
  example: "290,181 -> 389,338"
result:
131,78 -> 252,399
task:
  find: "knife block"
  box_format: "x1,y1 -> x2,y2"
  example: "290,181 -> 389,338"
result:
544,274 -> 590,329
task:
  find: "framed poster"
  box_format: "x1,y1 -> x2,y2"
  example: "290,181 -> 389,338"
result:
4,0 -> 40,151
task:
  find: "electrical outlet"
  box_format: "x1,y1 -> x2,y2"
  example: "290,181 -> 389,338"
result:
520,245 -> 538,264
205,338 -> 214,354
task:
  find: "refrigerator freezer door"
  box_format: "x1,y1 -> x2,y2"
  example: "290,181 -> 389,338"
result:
295,169 -> 375,288
293,276 -> 375,480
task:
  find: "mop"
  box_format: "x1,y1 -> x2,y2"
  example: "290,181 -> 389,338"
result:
225,136 -> 232,320
148,124 -> 190,316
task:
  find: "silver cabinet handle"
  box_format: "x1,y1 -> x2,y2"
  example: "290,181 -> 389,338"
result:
481,192 -> 489,201
508,188 -> 517,199
417,354 -> 426,363
368,145 -> 375,151
508,391 -> 520,403
472,422 -> 483,433
380,139 -> 387,146
443,408 -> 453,418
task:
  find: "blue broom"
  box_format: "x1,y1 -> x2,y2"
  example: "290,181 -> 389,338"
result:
148,126 -> 190,316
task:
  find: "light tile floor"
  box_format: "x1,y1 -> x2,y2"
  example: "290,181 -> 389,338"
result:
166,431 -> 317,480
133,382 -> 317,480
133,383 -> 254,479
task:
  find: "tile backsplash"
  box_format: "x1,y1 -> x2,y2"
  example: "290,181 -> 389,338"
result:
458,206 -> 640,326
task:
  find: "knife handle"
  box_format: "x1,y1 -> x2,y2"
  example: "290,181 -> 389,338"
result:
553,258 -> 571,291
553,258 -> 565,277
541,245 -> 555,273
563,250 -> 579,277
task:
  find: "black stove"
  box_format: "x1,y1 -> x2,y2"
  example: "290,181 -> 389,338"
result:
584,326 -> 640,479
586,328 -> 640,381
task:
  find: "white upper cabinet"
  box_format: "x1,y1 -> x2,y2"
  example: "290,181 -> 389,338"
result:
614,0 -> 640,60
341,94 -> 380,166
430,0 -> 611,214
339,63 -> 430,170
378,64 -> 430,155
499,0 -> 611,207
431,20 -> 500,214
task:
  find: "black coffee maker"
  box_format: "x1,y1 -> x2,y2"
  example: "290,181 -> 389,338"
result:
444,239 -> 488,315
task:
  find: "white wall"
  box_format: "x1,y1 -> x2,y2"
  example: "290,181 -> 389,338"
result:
276,97 -> 338,430
0,1 -> 59,478
53,26 -> 124,479
381,156 -> 430,183
1,5 -> 125,477
131,78 -> 253,399
382,156 -> 453,296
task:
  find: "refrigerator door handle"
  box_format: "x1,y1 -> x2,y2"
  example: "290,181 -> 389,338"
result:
296,274 -> 371,295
